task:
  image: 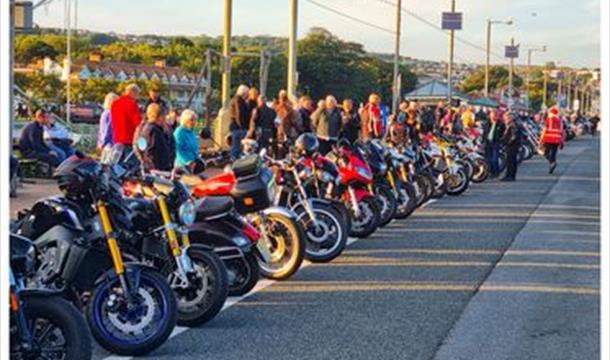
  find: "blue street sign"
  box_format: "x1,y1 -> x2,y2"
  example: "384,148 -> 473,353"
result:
442,12 -> 463,30
505,45 -> 519,59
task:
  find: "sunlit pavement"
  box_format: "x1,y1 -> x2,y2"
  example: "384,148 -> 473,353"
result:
81,137 -> 597,360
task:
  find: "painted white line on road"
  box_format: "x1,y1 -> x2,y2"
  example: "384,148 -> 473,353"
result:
101,198 -> 438,360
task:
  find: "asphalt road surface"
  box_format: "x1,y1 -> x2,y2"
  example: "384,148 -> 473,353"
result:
91,136 -> 600,360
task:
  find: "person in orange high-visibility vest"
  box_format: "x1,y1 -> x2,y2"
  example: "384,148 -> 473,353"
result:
540,106 -> 564,174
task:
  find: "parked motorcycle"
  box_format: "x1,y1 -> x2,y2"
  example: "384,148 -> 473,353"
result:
10,233 -> 92,360
13,154 -> 177,356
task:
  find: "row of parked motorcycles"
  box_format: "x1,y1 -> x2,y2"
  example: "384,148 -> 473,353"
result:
9,118 -> 543,359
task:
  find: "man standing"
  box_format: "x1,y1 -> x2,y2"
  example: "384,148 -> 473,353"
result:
229,85 -> 250,159
297,95 -> 314,134
145,87 -> 169,114
247,95 -> 277,154
111,83 -> 142,154
340,99 -> 360,144
19,109 -> 61,168
312,96 -> 342,155
482,110 -> 505,178
500,112 -> 521,182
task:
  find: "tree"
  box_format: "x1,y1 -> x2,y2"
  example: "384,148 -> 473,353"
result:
460,66 -> 522,94
89,33 -> 118,46
15,38 -> 58,63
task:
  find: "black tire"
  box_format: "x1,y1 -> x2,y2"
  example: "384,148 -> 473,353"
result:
445,168 -> 470,196
226,252 -> 260,296
471,158 -> 489,183
174,248 -> 229,327
419,174 -> 435,202
374,184 -> 398,227
257,213 -> 305,280
394,182 -> 418,219
298,203 -> 348,263
348,196 -> 380,238
86,268 -> 177,356
11,295 -> 92,360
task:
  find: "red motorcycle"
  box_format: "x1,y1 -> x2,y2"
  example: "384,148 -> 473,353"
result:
318,141 -> 381,238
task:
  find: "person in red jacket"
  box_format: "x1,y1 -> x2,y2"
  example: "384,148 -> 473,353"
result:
110,83 -> 142,150
540,106 -> 564,174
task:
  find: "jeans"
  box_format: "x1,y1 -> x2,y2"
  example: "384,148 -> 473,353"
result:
231,129 -> 247,160
48,143 -> 74,163
486,143 -> 500,176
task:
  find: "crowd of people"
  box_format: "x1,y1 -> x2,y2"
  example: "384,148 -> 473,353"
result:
14,81 -> 600,185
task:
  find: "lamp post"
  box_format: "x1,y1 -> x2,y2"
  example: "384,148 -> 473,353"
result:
485,17 -> 513,97
287,0 -> 298,103
391,0 -> 402,114
526,45 -> 546,109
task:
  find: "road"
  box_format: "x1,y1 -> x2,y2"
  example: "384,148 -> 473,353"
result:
80,136 -> 598,360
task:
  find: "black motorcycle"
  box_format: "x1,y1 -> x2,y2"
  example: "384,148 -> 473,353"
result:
10,233 -> 92,360
13,154 -> 177,356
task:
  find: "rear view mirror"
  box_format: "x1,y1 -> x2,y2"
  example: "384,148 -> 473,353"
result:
136,137 -> 148,152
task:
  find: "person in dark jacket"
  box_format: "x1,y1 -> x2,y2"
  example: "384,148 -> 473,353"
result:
247,95 -> 277,154
312,96 -> 342,155
340,99 -> 360,144
500,112 -> 521,181
482,110 -> 505,178
19,109 -> 61,167
141,103 -> 175,171
297,95 -> 314,134
229,85 -> 250,159
145,88 -> 169,114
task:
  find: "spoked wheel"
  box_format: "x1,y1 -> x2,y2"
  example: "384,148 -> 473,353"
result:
445,167 -> 470,196
11,295 -> 92,360
430,171 -> 447,199
471,158 -> 489,183
298,203 -> 348,263
171,248 -> 228,327
348,197 -> 380,238
256,214 -> 305,280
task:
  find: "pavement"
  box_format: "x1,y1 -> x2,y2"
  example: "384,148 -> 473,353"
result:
11,137 -> 599,360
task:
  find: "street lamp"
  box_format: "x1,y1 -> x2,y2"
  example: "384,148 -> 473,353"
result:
526,45 -> 546,109
485,17 -> 513,97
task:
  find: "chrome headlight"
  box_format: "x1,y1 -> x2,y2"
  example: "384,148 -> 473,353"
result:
318,170 -> 333,183
378,163 -> 387,173
179,201 -> 196,226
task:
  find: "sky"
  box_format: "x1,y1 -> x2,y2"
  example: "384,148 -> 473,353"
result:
34,0 -> 601,68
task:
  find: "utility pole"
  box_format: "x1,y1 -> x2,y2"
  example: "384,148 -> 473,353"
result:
542,69 -> 548,109
287,0 -> 298,103
484,18 -> 512,97
65,0 -> 71,124
566,73 -> 572,111
557,77 -> 563,109
446,0 -> 456,102
484,19 -> 491,97
9,0 -> 15,156
508,37 -> 514,99
392,0 -> 402,114
221,0 -> 232,108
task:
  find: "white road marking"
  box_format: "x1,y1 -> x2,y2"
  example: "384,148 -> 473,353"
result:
101,198 -> 437,360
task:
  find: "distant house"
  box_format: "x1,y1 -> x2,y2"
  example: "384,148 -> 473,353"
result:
41,52 -> 207,113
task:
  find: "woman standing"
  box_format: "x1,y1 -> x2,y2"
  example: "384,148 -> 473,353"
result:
97,92 -> 118,154
540,106 -> 564,174
174,109 -> 200,168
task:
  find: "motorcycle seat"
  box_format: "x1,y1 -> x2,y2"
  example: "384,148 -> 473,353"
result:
195,196 -> 234,220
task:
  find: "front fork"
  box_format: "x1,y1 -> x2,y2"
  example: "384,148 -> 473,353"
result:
97,201 -> 131,296
157,196 -> 194,285
292,168 -> 320,228
347,187 -> 361,217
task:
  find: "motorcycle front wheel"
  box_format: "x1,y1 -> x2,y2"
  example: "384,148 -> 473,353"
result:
471,158 -> 489,183
256,213 -> 305,280
173,248 -> 228,327
445,168 -> 470,196
86,267 -> 177,356
374,184 -> 398,227
348,196 -> 380,238
11,294 -> 92,360
297,202 -> 348,263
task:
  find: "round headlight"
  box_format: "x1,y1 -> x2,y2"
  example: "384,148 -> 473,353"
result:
179,201 -> 196,226
232,236 -> 250,247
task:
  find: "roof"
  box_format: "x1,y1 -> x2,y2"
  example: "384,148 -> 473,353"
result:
71,59 -> 195,81
404,79 -> 467,100
467,97 -> 499,108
